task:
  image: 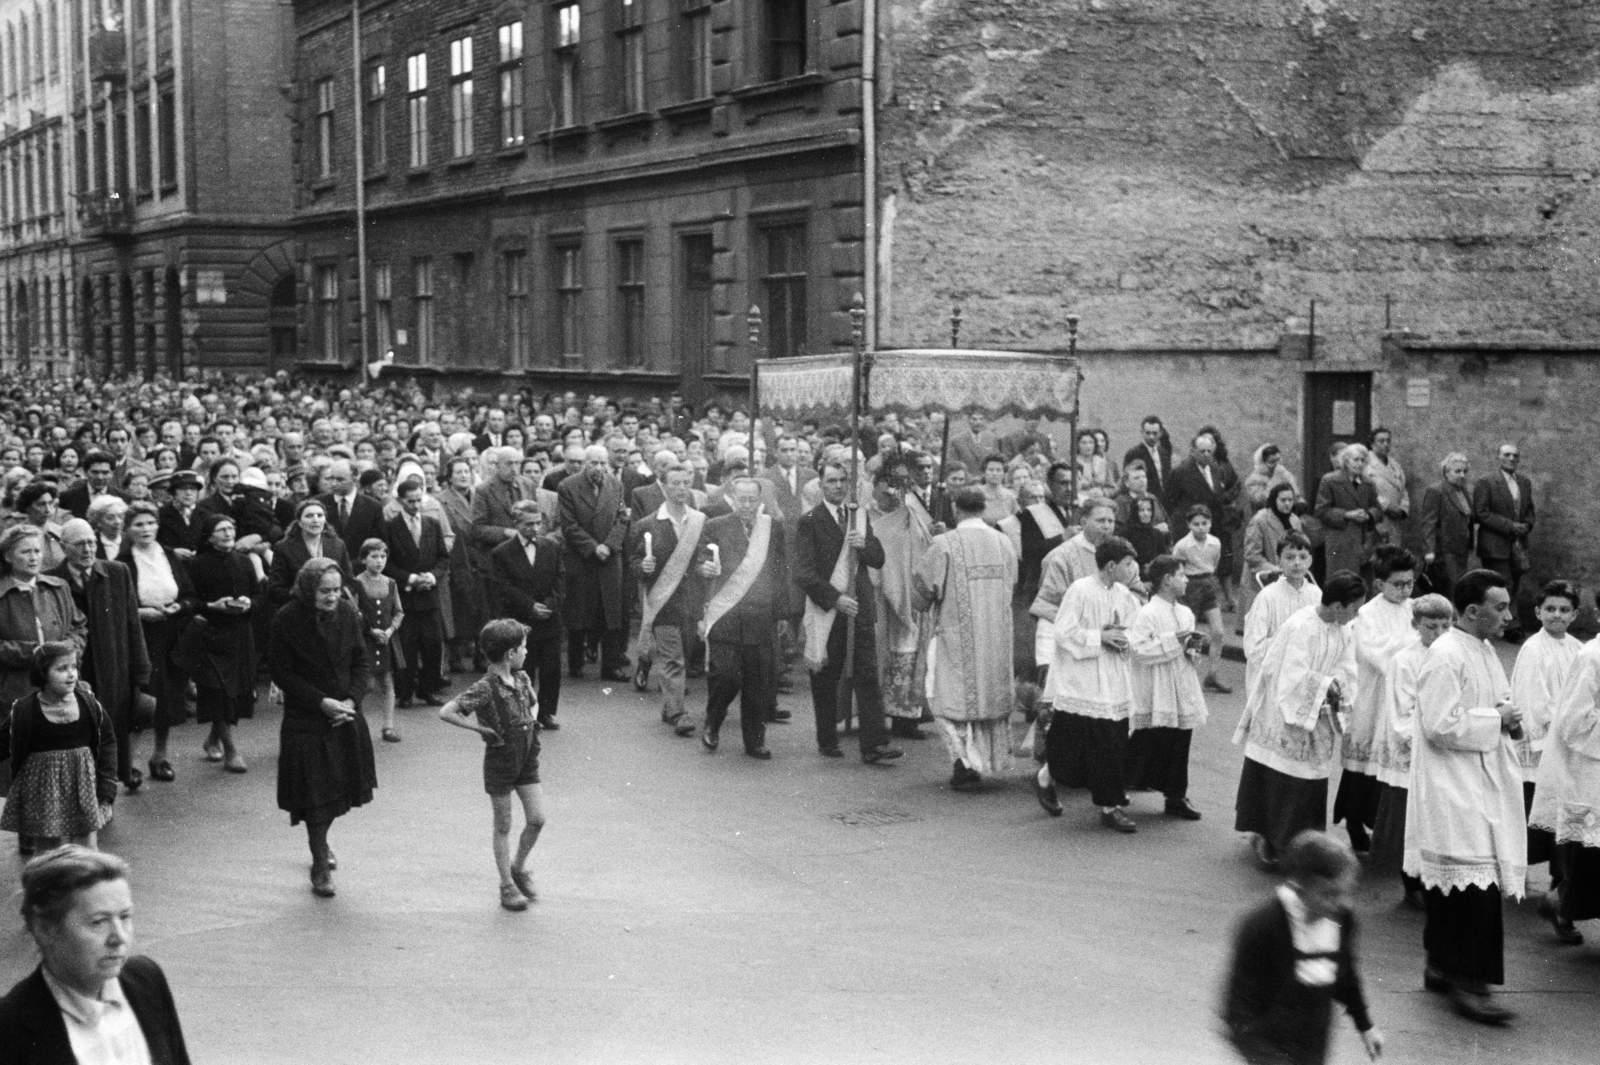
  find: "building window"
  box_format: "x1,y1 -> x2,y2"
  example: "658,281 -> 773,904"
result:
680,0 -> 711,100
46,1 -> 57,82
133,90 -> 151,194
764,0 -> 806,81
497,22 -> 523,147
412,257 -> 433,363
113,98 -> 129,192
616,239 -> 644,366
406,51 -> 428,168
157,81 -> 175,190
448,36 -> 473,158
554,243 -> 581,359
365,63 -> 386,170
314,76 -> 335,179
19,19 -> 29,95
315,263 -> 340,361
74,119 -> 87,196
156,0 -> 172,61
554,3 -> 580,128
761,223 -> 807,358
49,130 -> 61,216
617,0 -> 644,113
677,234 -> 714,373
504,250 -> 527,365
373,262 -> 393,357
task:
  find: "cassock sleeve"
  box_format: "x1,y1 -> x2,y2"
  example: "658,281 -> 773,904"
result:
1416,646 -> 1503,753
1384,647 -> 1422,754
1274,621 -> 1345,732
1129,602 -> 1184,665
1511,639 -> 1564,743
1030,548 -> 1072,621
1553,653 -> 1600,760
1354,607 -> 1415,674
911,540 -> 947,614
1054,581 -> 1106,659
1242,590 -> 1278,666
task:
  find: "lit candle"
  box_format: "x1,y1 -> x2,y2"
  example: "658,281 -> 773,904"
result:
708,543 -> 720,568
644,531 -> 653,557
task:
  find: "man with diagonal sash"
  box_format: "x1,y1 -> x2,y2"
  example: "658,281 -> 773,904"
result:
632,466 -> 706,738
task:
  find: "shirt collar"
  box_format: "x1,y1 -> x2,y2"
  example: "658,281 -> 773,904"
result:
42,965 -> 128,1026
0,574 -> 38,594
956,516 -> 986,529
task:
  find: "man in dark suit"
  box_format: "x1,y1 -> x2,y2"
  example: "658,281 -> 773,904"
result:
59,450 -> 126,520
794,462 -> 901,764
1123,416 -> 1173,501
385,476 -> 450,706
1472,442 -> 1535,641
474,407 -> 511,453
318,459 -> 385,558
488,501 -> 565,729
470,446 -> 529,577
628,448 -> 678,518
1419,451 -> 1475,602
559,444 -> 629,679
699,478 -> 787,759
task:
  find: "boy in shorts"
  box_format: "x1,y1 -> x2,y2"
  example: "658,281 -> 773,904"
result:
440,619 -> 547,912
1173,504 -> 1231,694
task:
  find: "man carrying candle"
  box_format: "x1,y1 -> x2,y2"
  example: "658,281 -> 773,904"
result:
631,465 -> 707,737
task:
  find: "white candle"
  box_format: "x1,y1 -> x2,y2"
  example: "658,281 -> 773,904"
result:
644,531 -> 653,557
708,544 -> 720,567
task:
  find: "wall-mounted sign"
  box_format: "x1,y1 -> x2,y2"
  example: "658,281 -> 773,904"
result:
194,270 -> 227,305
1405,377 -> 1431,408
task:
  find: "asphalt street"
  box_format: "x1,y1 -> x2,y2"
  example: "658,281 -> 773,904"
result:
3,651 -> 1598,1064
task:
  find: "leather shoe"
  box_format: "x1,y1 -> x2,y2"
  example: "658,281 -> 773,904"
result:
768,708 -> 791,722
745,747 -> 773,760
537,716 -> 560,731
124,766 -> 143,792
600,669 -> 629,682
420,694 -> 446,708
1538,894 -> 1585,944
1101,808 -> 1138,833
147,758 -> 175,783
890,720 -> 926,740
396,697 -> 415,709
1033,774 -> 1063,817
1164,797 -> 1202,821
511,868 -> 537,900
223,753 -> 248,774
311,868 -> 336,898
819,746 -> 844,758
701,728 -> 720,752
950,761 -> 983,791
1448,985 -> 1515,1025
862,745 -> 903,764
500,882 -> 529,912
632,663 -> 651,691
1423,967 -> 1452,994
1203,673 -> 1233,695
673,719 -> 697,737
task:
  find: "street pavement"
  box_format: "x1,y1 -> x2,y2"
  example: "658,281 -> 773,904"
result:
3,653 -> 1598,1064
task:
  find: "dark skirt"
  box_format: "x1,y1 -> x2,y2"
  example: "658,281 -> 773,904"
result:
1524,781 -> 1555,867
1556,843 -> 1600,922
141,616 -> 190,730
1125,727 -> 1192,800
1368,784 -> 1408,875
1424,884 -> 1503,985
1235,758 -> 1328,859
276,711 -> 378,826
1332,770 -> 1382,834
1047,712 -> 1128,809
195,684 -> 254,725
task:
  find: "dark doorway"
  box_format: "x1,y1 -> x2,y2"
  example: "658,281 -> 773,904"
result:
81,278 -> 97,377
269,273 -> 298,372
164,267 -> 182,376
142,271 -> 157,380
119,274 -> 135,376
677,233 -> 713,408
14,281 -> 30,371
1302,372 -> 1373,492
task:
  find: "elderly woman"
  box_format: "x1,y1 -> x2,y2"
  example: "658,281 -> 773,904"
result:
15,481 -> 67,571
1113,460 -> 1169,534
173,513 -> 258,774
120,501 -> 199,784
87,495 -> 129,562
0,525 -> 86,712
1245,443 -> 1300,512
0,846 -> 193,1064
269,556 -> 375,898
267,498 -> 354,609
1313,444 -> 1384,583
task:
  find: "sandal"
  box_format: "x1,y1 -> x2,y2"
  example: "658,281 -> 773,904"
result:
511,868 -> 537,900
500,882 -> 529,912
382,728 -> 402,743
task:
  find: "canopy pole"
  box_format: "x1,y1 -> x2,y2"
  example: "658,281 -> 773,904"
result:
1066,313 -> 1079,504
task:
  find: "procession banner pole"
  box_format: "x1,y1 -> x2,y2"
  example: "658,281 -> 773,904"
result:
1066,313 -> 1079,505
933,305 -> 959,528
747,305 -> 762,461
838,294 -> 866,734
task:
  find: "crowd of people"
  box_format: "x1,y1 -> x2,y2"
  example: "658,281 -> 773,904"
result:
0,368 -> 1593,1064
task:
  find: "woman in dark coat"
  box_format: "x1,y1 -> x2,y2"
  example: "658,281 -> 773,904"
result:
120,501 -> 200,784
267,498 -> 354,608
173,513 -> 257,774
269,556 -> 375,898
435,456 -> 482,672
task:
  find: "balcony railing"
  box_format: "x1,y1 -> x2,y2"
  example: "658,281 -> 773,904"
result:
89,29 -> 127,83
78,190 -> 132,238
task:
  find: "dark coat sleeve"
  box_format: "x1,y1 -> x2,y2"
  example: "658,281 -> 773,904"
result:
268,606 -> 327,712
87,690 -> 120,805
1332,911 -> 1373,1033
120,956 -> 194,1065
116,564 -> 152,688
489,542 -> 538,622
1472,477 -> 1514,535
793,512 -> 839,611
344,605 -> 372,705
1221,901 -> 1282,1053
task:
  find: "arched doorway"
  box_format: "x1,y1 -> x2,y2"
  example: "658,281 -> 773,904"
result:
14,280 -> 30,371
269,273 -> 298,371
164,267 -> 182,377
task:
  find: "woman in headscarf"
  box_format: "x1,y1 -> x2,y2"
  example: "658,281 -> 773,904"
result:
269,556 -> 375,898
1245,443 -> 1300,513
1241,482 -> 1305,621
268,497 -> 354,609
174,513 -> 258,774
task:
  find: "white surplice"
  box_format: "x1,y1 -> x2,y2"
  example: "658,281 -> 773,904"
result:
1371,639 -> 1425,788
1342,595 -> 1415,774
1030,533 -> 1099,669
1403,628 -> 1526,898
1529,639 -> 1600,848
1128,595 -> 1208,731
1051,574 -> 1141,720
1509,628 -> 1584,781
1242,576 -> 1322,700
1234,606 -> 1357,781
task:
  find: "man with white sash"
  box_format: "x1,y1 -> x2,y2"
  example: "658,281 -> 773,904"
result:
795,461 -> 902,764
632,466 -> 706,738
699,477 -> 788,759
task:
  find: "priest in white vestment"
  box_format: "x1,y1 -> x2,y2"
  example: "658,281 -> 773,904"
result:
1529,635 -> 1600,942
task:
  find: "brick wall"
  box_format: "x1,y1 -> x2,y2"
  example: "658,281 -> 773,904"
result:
877,0 -> 1600,354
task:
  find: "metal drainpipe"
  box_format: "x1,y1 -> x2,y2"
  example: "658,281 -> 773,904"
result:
351,0 -> 371,383
861,0 -> 877,350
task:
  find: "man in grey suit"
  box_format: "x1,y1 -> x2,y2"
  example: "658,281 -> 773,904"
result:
1472,442 -> 1535,642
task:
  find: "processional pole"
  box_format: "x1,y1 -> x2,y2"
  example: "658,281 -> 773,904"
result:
747,304 -> 762,456
933,304 -> 960,529
1066,313 -> 1080,507
839,294 -> 867,734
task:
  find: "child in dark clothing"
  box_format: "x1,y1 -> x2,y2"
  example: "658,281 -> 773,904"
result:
1222,831 -> 1384,1064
